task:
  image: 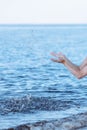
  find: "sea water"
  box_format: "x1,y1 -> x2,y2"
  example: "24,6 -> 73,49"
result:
0,24 -> 87,129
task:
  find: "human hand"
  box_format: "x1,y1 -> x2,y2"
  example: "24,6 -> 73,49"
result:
51,52 -> 65,64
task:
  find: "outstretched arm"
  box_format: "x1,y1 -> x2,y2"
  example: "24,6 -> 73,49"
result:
80,57 -> 87,69
51,52 -> 87,79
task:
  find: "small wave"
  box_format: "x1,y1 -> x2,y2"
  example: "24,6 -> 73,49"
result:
8,112 -> 87,130
0,96 -> 76,115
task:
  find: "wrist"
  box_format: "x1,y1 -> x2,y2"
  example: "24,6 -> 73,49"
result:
62,55 -> 66,64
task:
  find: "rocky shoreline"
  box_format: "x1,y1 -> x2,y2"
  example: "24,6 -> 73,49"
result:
6,112 -> 87,130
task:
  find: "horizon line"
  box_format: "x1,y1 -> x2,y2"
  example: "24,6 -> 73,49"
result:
0,23 -> 87,26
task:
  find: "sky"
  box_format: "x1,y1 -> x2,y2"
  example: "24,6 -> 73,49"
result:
0,0 -> 87,24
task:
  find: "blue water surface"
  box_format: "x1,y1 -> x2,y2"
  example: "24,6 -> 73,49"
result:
0,25 -> 87,129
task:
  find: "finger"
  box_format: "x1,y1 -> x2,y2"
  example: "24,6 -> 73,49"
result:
50,52 -> 58,57
57,52 -> 63,57
51,58 -> 59,62
51,52 -> 63,58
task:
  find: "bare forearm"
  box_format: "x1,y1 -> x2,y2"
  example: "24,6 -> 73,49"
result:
51,52 -> 87,79
63,56 -> 81,79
